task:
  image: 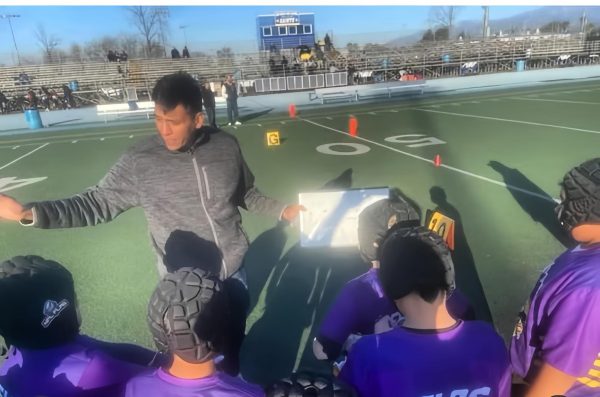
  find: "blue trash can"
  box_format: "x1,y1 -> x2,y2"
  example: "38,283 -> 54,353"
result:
24,109 -> 43,129
516,60 -> 526,72
442,54 -> 451,63
69,80 -> 79,92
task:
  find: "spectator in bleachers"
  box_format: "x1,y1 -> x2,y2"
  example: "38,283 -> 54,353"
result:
222,74 -> 241,126
171,47 -> 181,59
0,255 -> 158,397
107,50 -> 116,62
25,88 -> 38,109
201,81 -> 217,128
182,46 -> 190,59
125,267 -> 264,397
62,84 -> 76,109
0,90 -> 8,114
338,225 -> 511,397
314,199 -> 475,368
120,50 -> 129,62
510,158 -> 600,397
17,72 -> 30,85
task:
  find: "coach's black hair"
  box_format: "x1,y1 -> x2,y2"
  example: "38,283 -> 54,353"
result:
0,256 -> 80,349
151,72 -> 203,116
378,227 -> 449,303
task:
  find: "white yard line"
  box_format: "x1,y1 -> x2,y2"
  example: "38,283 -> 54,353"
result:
0,132 -> 153,149
0,143 -> 49,171
512,97 -> 600,105
302,117 -> 559,203
416,108 -> 600,135
0,126 -> 155,147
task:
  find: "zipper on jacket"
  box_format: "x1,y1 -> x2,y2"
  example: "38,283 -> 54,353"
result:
201,166 -> 211,200
192,157 -> 228,277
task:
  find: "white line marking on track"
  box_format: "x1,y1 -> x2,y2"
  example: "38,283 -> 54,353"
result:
301,117 -> 558,203
369,112 -> 377,115
100,138 -> 105,141
129,135 -> 134,138
416,108 -> 600,135
12,146 -> 19,150
257,124 -> 262,127
280,121 -> 286,124
0,143 -> 49,171
390,110 -> 398,113
511,97 -> 600,105
326,116 -> 333,120
72,140 -> 78,143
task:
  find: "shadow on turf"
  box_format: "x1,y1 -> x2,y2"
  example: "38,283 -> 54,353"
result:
242,168 -> 362,384
241,243 -> 365,385
239,108 -> 274,123
245,168 -> 354,315
487,161 -> 573,249
429,186 -> 494,324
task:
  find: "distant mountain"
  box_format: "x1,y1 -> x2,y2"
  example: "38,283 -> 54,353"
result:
386,6 -> 600,48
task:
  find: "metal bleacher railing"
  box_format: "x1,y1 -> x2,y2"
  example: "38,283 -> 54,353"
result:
1,34 -> 598,108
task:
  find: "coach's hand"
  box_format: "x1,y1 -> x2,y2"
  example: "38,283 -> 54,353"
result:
281,204 -> 306,223
0,194 -> 31,222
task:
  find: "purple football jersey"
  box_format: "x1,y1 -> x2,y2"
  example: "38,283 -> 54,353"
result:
125,368 -> 265,397
510,244 -> 600,396
0,335 -> 146,397
339,321 -> 511,397
317,268 -> 474,357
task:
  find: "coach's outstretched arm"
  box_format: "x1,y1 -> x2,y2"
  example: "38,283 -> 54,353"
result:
0,153 -> 139,228
237,146 -> 305,223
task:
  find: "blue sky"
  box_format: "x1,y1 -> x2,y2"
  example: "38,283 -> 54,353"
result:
0,5 -> 540,58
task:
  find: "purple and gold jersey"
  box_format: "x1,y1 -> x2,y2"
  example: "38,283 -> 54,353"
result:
125,368 -> 264,397
339,321 -> 511,397
317,269 -> 474,358
0,335 -> 146,397
510,244 -> 600,396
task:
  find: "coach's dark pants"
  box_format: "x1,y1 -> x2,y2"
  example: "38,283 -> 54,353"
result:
205,106 -> 217,128
219,268 -> 249,376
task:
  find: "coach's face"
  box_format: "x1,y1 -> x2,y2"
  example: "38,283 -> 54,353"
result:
155,104 -> 203,151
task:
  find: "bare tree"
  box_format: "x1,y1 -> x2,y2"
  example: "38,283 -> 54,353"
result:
126,6 -> 166,57
34,24 -> 61,63
217,47 -> 234,68
429,6 -> 461,40
69,43 -> 83,62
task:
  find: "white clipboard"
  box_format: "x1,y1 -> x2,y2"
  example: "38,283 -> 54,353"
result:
299,187 -> 389,248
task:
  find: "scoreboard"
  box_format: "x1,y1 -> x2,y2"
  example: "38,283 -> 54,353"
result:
256,12 -> 315,51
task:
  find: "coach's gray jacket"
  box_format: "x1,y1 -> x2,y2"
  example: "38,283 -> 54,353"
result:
27,127 -> 286,278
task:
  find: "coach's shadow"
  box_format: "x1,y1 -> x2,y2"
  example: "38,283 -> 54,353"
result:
244,168 -> 354,315
241,243 -> 365,385
487,161 -> 573,248
430,186 -> 494,323
241,168 -> 365,384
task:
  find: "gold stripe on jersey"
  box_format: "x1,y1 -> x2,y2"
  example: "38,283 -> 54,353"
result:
589,369 -> 600,379
578,377 -> 600,388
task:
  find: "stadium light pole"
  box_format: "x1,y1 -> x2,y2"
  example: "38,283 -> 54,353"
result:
179,25 -> 188,46
1,14 -> 22,66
